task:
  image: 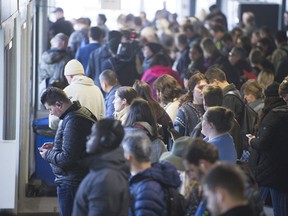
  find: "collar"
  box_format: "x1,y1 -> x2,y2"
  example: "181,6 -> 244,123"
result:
59,101 -> 81,120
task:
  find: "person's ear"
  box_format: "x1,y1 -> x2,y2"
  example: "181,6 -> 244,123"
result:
55,101 -> 61,108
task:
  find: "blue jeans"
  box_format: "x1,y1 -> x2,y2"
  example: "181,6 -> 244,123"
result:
259,186 -> 288,216
57,183 -> 79,216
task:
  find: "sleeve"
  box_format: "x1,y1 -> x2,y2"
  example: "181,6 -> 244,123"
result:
250,112 -> 279,151
86,51 -> 95,79
133,182 -> 166,216
223,94 -> 243,123
45,117 -> 92,168
174,108 -> 186,136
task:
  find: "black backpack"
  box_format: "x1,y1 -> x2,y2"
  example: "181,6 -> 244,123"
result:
226,91 -> 258,134
161,183 -> 187,216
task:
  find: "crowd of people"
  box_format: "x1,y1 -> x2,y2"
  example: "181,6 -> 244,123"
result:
38,4 -> 288,216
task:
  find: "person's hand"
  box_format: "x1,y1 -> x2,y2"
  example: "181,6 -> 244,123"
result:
41,142 -> 54,149
246,134 -> 256,146
38,148 -> 48,159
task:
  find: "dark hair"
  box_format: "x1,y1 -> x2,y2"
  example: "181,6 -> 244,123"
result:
88,119 -> 124,153
116,86 -> 138,105
249,49 -> 264,65
221,33 -> 233,43
205,67 -> 227,83
274,30 -> 288,43
108,38 -> 121,54
150,53 -> 171,68
124,98 -> 158,138
203,84 -> 223,107
184,138 -> 218,165
153,75 -> 182,104
205,106 -> 234,133
99,69 -> 118,86
108,30 -> 122,42
212,24 -> 225,33
89,26 -> 103,41
40,87 -> 70,106
122,131 -> 152,163
203,163 -> 246,200
183,23 -> 194,32
98,14 -> 107,23
179,72 -> 206,105
230,47 -> 247,60
191,43 -> 203,56
176,34 -> 188,46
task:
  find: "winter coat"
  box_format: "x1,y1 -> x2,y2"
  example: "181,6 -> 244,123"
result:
38,48 -> 70,89
141,65 -> 182,100
72,147 -> 130,216
102,56 -> 140,86
49,17 -> 74,38
45,101 -> 97,186
222,84 -> 244,125
76,42 -> 102,71
64,75 -> 105,120
86,44 -> 111,88
105,85 -> 121,119
251,105 -> 288,191
129,162 -> 181,216
174,102 -> 204,136
176,46 -> 191,80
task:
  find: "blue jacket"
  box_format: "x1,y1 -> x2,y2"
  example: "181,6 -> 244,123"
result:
105,85 -> 120,118
205,134 -> 237,164
129,162 -> 181,216
72,147 -> 130,216
75,43 -> 101,71
86,44 -> 111,88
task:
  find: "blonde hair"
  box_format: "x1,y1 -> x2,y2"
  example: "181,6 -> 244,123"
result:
257,69 -> 275,89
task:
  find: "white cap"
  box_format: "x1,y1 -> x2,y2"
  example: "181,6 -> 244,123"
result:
64,59 -> 84,76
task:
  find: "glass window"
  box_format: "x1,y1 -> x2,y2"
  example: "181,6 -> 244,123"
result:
3,38 -> 17,140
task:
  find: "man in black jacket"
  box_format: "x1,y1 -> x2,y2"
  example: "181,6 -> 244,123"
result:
39,87 -> 97,216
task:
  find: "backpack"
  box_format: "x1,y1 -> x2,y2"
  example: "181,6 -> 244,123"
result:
161,183 -> 187,216
226,91 -> 258,134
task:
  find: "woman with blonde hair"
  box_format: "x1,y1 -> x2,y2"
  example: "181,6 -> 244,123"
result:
241,79 -> 264,115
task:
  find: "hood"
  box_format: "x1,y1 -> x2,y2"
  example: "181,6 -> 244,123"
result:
70,75 -> 95,86
85,147 -> 130,179
131,162 -> 181,188
42,49 -> 67,64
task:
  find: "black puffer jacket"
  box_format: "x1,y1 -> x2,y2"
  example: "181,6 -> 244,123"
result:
45,101 -> 97,186
251,105 -> 288,191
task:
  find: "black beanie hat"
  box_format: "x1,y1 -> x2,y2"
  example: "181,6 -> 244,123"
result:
145,42 -> 163,54
264,81 -> 280,97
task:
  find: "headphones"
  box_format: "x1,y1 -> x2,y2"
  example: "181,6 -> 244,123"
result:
99,120 -> 121,148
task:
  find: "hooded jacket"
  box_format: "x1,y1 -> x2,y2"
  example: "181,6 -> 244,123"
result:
38,48 -> 71,89
129,162 -> 181,216
64,75 -> 105,120
251,105 -> 288,191
72,147 -> 130,216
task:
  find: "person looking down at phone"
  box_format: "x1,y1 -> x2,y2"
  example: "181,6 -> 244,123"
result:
247,81 -> 288,216
39,87 -> 97,216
